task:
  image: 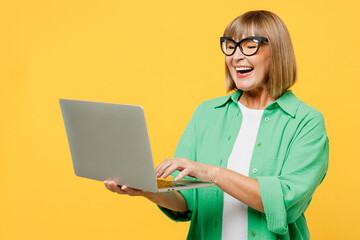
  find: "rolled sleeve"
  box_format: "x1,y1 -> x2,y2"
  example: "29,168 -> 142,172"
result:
257,176 -> 288,234
257,133 -> 329,235
157,189 -> 194,222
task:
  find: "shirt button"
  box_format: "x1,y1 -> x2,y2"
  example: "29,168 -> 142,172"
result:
264,117 -> 270,121
227,136 -> 231,141
252,168 -> 258,173
257,142 -> 262,147
219,159 -> 223,165
251,232 -> 256,237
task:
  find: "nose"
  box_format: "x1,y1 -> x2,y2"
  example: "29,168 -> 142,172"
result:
232,46 -> 245,61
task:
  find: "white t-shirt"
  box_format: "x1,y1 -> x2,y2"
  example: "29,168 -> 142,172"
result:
222,102 -> 264,240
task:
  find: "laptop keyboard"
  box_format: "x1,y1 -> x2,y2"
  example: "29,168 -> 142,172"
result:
157,179 -> 186,189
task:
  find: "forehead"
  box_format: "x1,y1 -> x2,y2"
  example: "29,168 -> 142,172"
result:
225,21 -> 265,41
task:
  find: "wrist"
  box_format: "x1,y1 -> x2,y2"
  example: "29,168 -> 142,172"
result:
143,191 -> 158,201
211,166 -> 221,184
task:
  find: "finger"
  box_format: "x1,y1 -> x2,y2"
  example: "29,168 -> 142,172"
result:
162,158 -> 191,178
108,181 -> 126,194
121,186 -> 144,196
155,157 -> 171,174
104,181 -> 116,192
175,168 -> 190,181
155,157 -> 173,178
155,157 -> 169,169
162,161 -> 184,178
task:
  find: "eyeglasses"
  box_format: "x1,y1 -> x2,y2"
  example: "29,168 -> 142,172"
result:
220,36 -> 269,56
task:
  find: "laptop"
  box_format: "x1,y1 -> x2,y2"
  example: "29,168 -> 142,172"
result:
59,99 -> 215,192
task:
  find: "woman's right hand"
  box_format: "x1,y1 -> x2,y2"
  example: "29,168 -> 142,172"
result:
103,180 -> 188,212
104,180 -> 151,197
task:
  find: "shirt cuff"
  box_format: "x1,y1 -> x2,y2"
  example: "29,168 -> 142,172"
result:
157,205 -> 192,222
257,176 -> 288,235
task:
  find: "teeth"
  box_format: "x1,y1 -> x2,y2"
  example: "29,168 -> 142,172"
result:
236,67 -> 253,71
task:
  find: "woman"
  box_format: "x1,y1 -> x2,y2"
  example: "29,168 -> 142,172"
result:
104,10 -> 329,239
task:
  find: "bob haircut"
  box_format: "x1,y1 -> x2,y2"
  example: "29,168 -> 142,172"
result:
223,10 -> 297,98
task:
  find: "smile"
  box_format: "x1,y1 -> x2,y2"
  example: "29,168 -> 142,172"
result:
235,66 -> 254,78
236,66 -> 254,74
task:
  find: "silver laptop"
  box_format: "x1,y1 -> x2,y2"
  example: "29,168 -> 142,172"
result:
59,99 -> 215,192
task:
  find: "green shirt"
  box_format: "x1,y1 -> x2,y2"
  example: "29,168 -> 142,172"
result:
158,90 -> 329,240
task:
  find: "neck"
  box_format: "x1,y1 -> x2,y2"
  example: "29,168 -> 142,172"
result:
238,88 -> 277,110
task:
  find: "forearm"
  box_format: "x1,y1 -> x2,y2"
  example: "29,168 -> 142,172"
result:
213,166 -> 264,213
104,181 -> 188,212
144,190 -> 188,212
155,158 -> 264,212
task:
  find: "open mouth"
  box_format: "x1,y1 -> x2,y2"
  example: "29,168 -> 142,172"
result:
236,66 -> 254,75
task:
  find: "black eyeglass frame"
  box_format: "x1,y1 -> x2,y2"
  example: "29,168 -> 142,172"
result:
220,36 -> 269,56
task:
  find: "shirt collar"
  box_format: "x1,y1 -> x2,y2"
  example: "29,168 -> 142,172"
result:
214,89 -> 300,117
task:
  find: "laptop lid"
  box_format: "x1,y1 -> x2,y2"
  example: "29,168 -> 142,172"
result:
59,99 -> 159,192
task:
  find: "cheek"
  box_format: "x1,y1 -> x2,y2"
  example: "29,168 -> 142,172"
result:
263,58 -> 270,76
254,56 -> 270,76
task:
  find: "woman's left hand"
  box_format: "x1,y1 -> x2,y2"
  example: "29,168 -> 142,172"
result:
155,157 -> 218,182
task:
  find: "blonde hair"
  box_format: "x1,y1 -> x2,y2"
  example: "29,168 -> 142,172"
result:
223,10 -> 297,98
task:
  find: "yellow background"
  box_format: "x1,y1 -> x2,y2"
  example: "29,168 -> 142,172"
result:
1,0 -> 359,239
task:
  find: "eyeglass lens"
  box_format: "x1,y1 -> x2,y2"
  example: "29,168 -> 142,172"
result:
221,39 -> 260,56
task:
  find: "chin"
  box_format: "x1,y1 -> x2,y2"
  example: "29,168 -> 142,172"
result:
234,80 -> 255,91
